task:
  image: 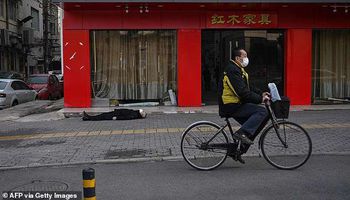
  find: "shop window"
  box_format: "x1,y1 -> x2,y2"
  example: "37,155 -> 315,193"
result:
91,30 -> 177,101
312,30 -> 350,103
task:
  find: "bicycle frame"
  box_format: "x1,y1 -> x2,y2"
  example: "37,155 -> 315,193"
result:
203,100 -> 288,152
264,101 -> 288,148
202,117 -> 245,152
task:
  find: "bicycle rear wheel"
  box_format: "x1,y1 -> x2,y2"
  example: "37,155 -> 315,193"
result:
261,121 -> 312,170
181,121 -> 229,170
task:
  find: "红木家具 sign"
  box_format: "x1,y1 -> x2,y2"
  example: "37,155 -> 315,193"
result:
207,12 -> 277,28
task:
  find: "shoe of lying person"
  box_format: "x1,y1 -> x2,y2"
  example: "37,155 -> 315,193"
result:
82,111 -> 89,121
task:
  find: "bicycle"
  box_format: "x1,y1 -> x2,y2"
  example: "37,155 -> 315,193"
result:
180,98 -> 312,170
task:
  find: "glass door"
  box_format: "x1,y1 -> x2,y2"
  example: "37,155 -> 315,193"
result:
202,30 -> 285,105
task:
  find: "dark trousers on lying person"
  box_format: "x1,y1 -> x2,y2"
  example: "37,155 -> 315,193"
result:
82,109 -> 145,121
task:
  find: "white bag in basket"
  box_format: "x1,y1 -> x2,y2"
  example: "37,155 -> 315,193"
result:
268,83 -> 281,102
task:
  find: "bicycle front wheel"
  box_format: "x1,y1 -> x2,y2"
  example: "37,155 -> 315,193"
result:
181,121 -> 229,170
261,121 -> 312,170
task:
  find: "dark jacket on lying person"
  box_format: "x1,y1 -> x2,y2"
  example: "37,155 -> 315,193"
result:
82,109 -> 147,121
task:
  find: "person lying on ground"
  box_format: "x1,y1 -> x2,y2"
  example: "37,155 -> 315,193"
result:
82,109 -> 147,121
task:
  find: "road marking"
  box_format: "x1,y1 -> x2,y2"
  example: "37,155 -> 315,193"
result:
0,123 -> 349,141
157,128 -> 168,133
76,131 -> 89,136
100,130 -> 112,135
167,128 -> 180,133
122,130 -> 134,134
134,129 -> 145,134
88,131 -> 101,136
111,130 -> 123,135
145,129 -> 157,134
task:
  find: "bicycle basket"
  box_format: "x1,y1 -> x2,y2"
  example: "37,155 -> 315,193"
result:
271,96 -> 290,119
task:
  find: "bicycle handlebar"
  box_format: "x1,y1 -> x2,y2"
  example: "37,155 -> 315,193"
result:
263,98 -> 271,106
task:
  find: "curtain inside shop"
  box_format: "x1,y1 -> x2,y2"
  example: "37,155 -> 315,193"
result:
312,30 -> 350,102
91,30 -> 177,101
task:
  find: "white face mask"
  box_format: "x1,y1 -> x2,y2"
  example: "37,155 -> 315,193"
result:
242,57 -> 249,67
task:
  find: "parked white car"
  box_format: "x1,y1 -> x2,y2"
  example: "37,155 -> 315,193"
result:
0,79 -> 37,109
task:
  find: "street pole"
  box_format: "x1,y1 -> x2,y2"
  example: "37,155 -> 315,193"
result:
43,0 -> 50,73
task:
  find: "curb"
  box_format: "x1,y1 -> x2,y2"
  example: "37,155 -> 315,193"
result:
0,156 -> 183,171
1,152 -> 350,171
61,106 -> 350,118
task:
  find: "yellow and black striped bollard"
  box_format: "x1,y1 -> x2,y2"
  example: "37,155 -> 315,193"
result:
83,168 -> 96,200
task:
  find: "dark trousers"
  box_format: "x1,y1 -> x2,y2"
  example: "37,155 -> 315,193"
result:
221,103 -> 270,154
221,103 -> 269,140
83,109 -> 142,121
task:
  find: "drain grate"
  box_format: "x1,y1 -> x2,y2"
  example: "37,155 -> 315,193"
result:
105,149 -> 148,159
105,148 -> 172,159
10,180 -> 69,191
18,140 -> 66,148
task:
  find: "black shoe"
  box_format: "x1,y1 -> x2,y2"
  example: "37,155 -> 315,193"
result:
236,154 -> 245,164
236,133 -> 254,145
82,111 -> 89,121
240,143 -> 251,154
230,152 -> 245,164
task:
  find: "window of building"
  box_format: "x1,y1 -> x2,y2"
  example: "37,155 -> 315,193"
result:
312,30 -> 350,103
10,51 -> 16,71
0,0 -> 4,18
8,0 -> 17,21
31,7 -> 39,30
91,30 -> 177,101
0,51 -> 3,70
50,22 -> 56,34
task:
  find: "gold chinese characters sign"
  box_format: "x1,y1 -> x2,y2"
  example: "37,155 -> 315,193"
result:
207,13 -> 277,28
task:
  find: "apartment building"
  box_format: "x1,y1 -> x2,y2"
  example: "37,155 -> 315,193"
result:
0,0 -> 61,76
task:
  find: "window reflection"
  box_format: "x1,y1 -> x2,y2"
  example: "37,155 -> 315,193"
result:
202,30 -> 285,105
91,30 -> 177,101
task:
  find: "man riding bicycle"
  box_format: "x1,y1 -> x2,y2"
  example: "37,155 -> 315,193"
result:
218,48 -> 271,164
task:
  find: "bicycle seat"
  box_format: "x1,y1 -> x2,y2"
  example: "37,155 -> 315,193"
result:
219,111 -> 233,119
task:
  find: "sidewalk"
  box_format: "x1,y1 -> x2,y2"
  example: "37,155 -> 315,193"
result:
0,99 -> 64,122
0,109 -> 349,170
61,104 -> 350,116
1,97 -> 350,122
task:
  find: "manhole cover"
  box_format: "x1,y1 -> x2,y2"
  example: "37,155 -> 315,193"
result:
10,180 -> 69,191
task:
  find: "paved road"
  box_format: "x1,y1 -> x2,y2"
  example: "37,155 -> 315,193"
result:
1,155 -> 349,200
0,110 -> 349,168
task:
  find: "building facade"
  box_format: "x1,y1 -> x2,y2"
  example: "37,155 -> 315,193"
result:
54,0 -> 350,107
0,0 -> 23,74
0,0 -> 61,76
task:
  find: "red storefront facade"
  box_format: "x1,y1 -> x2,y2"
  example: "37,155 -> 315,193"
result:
56,1 -> 350,107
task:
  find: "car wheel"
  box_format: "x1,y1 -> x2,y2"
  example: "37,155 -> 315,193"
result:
49,94 -> 53,100
12,100 -> 19,107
